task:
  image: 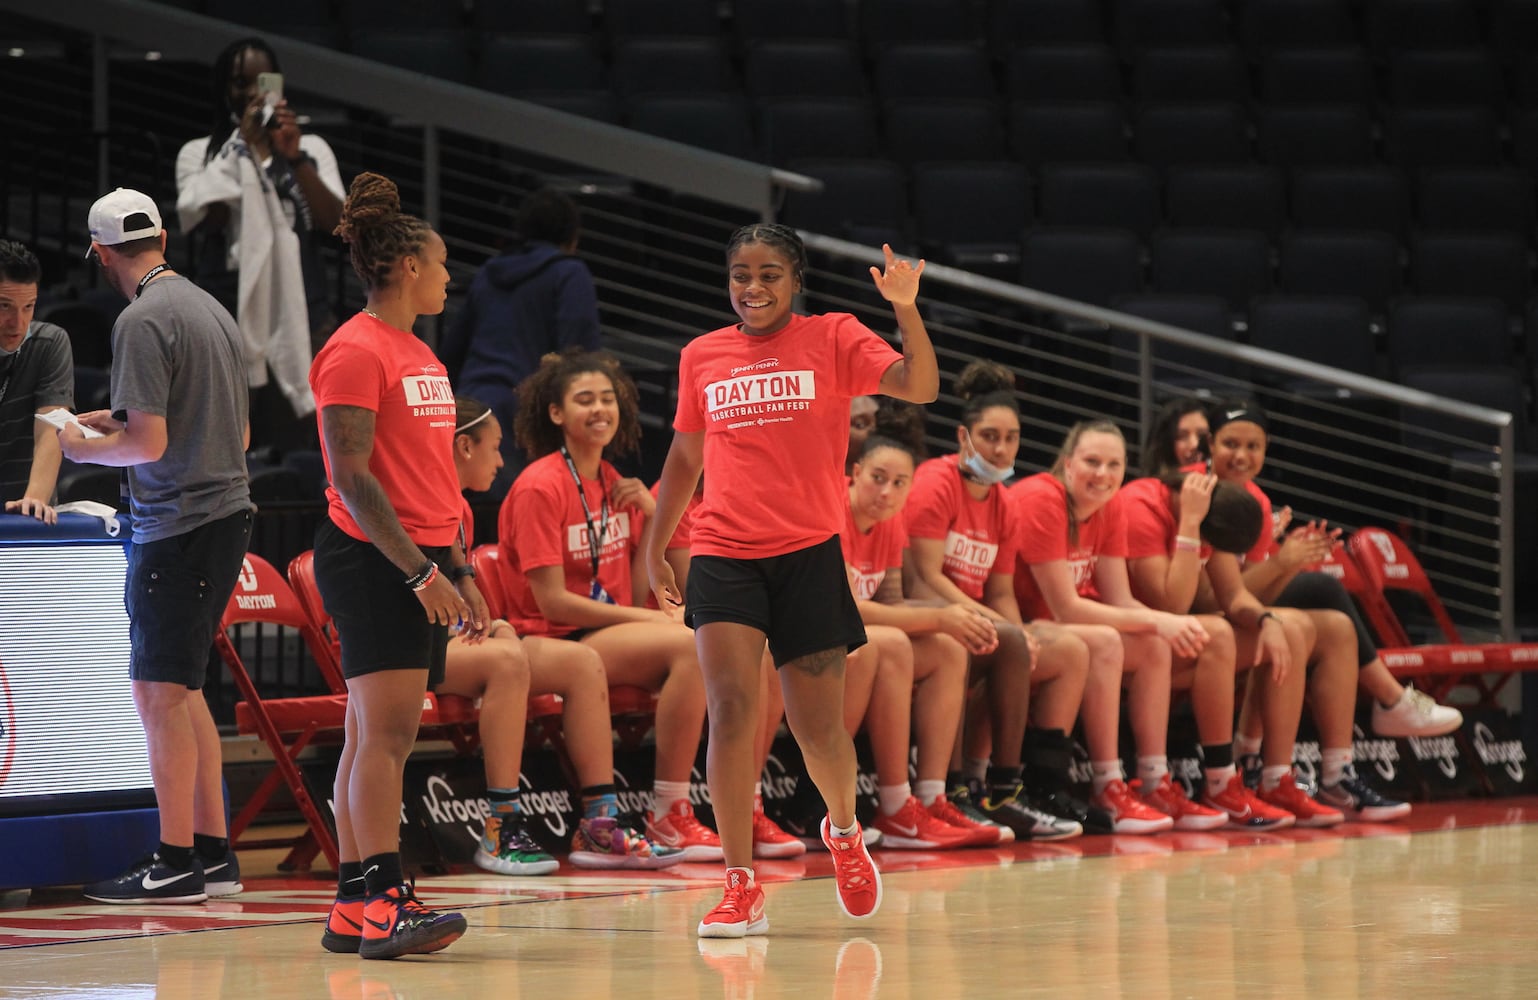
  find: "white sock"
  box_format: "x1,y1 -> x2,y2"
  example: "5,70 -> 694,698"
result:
653,780 -> 691,816
1090,760 -> 1123,796
1136,755 -> 1170,788
915,779 -> 947,807
1234,733 -> 1263,759
830,817 -> 858,837
878,782 -> 912,817
1261,765 -> 1290,792
1204,764 -> 1237,797
1322,748 -> 1353,787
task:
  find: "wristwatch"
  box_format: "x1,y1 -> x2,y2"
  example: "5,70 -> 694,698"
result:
447,564 -> 476,582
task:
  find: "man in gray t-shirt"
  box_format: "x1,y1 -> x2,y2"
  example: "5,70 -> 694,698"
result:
61,188 -> 255,905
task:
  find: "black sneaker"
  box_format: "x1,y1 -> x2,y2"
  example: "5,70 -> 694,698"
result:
84,854 -> 207,904
978,783 -> 1083,841
1029,787 -> 1112,834
1317,766 -> 1413,822
197,850 -> 244,897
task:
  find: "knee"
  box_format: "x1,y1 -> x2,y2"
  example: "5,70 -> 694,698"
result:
1280,608 -> 1315,651
1080,625 -> 1126,672
494,641 -> 531,687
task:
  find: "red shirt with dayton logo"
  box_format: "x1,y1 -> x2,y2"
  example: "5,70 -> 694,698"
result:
309,313 -> 459,546
496,452 -> 642,638
674,312 -> 900,559
840,489 -> 907,600
1010,472 -> 1125,621
903,454 -> 1018,601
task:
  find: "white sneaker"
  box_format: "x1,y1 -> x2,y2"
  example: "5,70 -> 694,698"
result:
1372,685 -> 1463,738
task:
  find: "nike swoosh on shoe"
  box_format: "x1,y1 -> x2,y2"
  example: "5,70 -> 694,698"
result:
141,870 -> 198,891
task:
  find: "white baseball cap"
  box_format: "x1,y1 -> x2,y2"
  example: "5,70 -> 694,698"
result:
85,188 -> 163,257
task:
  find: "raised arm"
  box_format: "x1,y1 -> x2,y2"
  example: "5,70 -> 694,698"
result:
870,244 -> 939,404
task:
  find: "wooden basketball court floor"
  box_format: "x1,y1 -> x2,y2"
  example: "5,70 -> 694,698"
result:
4,798 -> 1537,999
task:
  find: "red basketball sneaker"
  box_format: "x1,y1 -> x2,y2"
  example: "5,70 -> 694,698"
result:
820,817 -> 883,919
697,868 -> 768,939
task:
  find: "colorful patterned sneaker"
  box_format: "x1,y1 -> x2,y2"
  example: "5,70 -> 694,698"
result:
1090,779 -> 1176,835
1201,773 -> 1295,830
697,868 -> 769,938
321,895 -> 365,954
359,883 -> 466,960
752,808 -> 808,859
1256,772 -> 1346,828
197,850 -> 244,898
1317,766 -> 1413,822
1137,775 -> 1228,831
83,854 -> 207,904
475,812 -> 560,876
979,783 -> 1083,841
570,816 -> 684,869
646,800 -> 726,862
870,795 -> 979,849
1372,685 -> 1464,738
936,785 -> 1014,844
820,817 -> 883,919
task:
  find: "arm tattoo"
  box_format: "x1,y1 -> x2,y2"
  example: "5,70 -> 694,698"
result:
325,404 -> 375,456
786,646 -> 846,678
322,404 -> 426,575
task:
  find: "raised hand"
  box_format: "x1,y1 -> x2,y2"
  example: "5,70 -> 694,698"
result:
868,243 -> 925,306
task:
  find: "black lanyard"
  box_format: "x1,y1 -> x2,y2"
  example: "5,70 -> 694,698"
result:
135,264 -> 169,298
559,445 -> 611,581
0,350 -> 15,409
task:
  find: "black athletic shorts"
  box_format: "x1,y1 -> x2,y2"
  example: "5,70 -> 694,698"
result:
685,534 -> 867,668
313,518 -> 451,686
126,508 -> 253,688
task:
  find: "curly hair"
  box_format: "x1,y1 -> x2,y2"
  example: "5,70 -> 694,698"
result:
955,359 -> 1018,428
1156,473 -> 1264,554
333,172 -> 433,290
725,223 -> 806,286
867,399 -> 928,461
513,349 -> 642,460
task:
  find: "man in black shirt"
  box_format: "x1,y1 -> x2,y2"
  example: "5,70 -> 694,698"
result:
0,240 -> 74,523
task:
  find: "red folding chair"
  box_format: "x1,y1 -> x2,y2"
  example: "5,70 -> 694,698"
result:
216,552 -> 347,871
1346,526 -> 1538,705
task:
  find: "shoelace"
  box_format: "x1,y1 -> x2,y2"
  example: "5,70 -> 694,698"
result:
828,835 -> 875,888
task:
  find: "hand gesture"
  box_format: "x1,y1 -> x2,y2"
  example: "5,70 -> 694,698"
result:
453,577 -> 491,644
868,243 -> 925,307
1155,613 -> 1209,659
4,497 -> 56,525
416,571 -> 471,629
266,101 -> 304,162
1275,520 -> 1340,571
939,603 -> 1000,655
610,477 -> 655,517
1179,471 -> 1217,526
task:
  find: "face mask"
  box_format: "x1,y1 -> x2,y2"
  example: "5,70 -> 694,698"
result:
961,433 -> 1015,485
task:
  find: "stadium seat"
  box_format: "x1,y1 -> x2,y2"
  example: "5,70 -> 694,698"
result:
1038,163 -> 1163,240
743,40 -> 867,100
912,162 -> 1032,275
1256,105 -> 1376,166
1415,168 -> 1536,237
872,42 -> 997,102
1132,45 -> 1250,102
1382,107 -> 1503,168
1290,167 -> 1413,240
732,0 -> 852,42
857,0 -> 982,50
1110,293 -> 1240,385
1020,227 -> 1144,307
1113,0 -> 1232,58
349,30 -> 473,85
1387,49 -> 1506,105
1386,297 -> 1515,376
989,0 -> 1106,48
780,158 -> 909,248
757,97 -> 880,165
1258,47 -> 1377,105
1408,233 -> 1532,314
1237,0 -> 1357,54
1277,230 -> 1403,317
610,38 -> 738,97
1165,165 -> 1287,241
1004,45 -> 1123,102
1007,101 -> 1130,166
603,0 -> 720,38
339,0 -> 462,32
1149,228 -> 1273,315
1366,0 -> 1483,60
1132,102 -> 1252,166
471,0 -> 591,34
625,96 -> 757,160
477,37 -> 606,99
881,99 -> 1008,167
1248,295 -> 1378,380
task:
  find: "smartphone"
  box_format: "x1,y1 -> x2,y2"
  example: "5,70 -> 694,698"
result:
256,71 -> 283,126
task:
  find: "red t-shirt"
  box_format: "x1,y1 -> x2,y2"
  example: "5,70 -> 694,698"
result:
310,314 -> 459,546
1009,472 -> 1126,621
673,312 -> 900,559
903,454 -> 1018,601
496,452 -> 643,638
1120,477 -> 1214,565
840,489 -> 908,600
1241,479 -> 1279,566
